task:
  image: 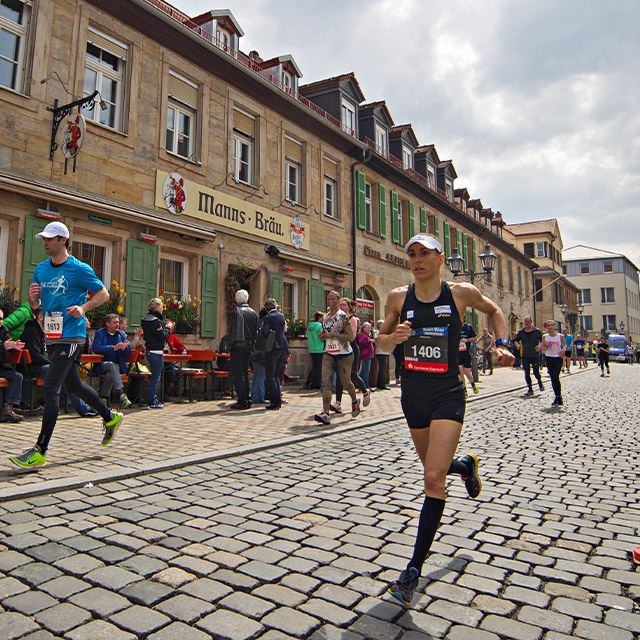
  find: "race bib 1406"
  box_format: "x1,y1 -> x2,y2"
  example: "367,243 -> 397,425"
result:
404,326 -> 449,373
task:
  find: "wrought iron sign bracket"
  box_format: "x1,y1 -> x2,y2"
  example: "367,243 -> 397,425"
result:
47,90 -> 99,160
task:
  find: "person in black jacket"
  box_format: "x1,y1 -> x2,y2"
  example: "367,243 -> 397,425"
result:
228,289 -> 258,410
261,298 -> 288,410
514,316 -> 545,396
141,298 -> 170,409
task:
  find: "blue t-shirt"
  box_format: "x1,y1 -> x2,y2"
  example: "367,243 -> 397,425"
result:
564,334 -> 573,349
33,255 -> 104,340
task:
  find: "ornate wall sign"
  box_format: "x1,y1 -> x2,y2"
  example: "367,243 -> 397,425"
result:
162,172 -> 188,214
60,114 -> 86,159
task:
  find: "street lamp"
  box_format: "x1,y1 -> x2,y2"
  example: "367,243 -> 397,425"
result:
620,320 -> 625,334
577,302 -> 585,338
447,242 -> 496,284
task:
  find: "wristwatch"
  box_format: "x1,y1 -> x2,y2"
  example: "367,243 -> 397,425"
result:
495,338 -> 508,347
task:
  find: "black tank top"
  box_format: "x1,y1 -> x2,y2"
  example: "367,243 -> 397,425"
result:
399,281 -> 462,385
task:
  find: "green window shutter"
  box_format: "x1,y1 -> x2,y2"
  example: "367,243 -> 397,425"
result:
407,201 -> 415,239
21,217 -> 49,300
200,255 -> 218,338
308,279 -> 325,320
465,310 -> 471,324
419,207 -> 427,233
455,229 -> 461,266
343,286 -> 352,300
434,215 -> 440,239
356,170 -> 366,230
462,233 -> 468,271
472,238 -> 477,274
443,221 -> 450,264
125,239 -> 158,327
378,184 -> 387,238
390,191 -> 399,244
269,271 -> 283,307
473,311 -> 479,333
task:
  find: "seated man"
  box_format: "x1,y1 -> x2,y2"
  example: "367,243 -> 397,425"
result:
0,307 -> 24,422
92,314 -> 132,409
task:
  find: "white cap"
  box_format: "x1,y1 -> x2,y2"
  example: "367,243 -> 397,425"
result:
404,234 -> 442,254
36,221 -> 70,239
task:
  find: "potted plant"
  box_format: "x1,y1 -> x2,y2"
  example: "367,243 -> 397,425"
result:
286,317 -> 307,337
85,280 -> 126,327
161,291 -> 200,333
0,280 -> 20,315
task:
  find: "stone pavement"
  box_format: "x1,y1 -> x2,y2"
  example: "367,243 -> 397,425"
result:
0,363 -> 530,501
1,363 -> 639,639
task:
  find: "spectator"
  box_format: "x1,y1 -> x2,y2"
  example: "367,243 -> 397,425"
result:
479,328 -> 494,375
261,298 -> 288,410
0,307 -> 24,422
251,307 -> 268,404
374,319 -> 391,390
92,314 -> 132,409
141,298 -> 170,409
358,321 -> 375,389
306,311 -> 325,390
228,289 -> 258,410
163,320 -> 186,396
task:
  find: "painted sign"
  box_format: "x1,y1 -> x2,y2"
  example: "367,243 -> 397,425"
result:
155,170 -> 309,250
61,114 -> 86,158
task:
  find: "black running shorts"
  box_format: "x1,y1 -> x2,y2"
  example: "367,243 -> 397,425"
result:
458,350 -> 472,368
400,377 -> 466,429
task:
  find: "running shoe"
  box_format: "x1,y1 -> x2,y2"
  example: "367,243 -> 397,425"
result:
557,397 -> 563,406
329,401 -> 342,413
460,453 -> 482,498
363,390 -> 371,407
9,445 -> 46,468
607,368 -> 610,375
314,411 -> 331,425
119,393 -> 132,409
551,398 -> 559,407
101,411 -> 123,445
472,384 -> 479,395
601,373 -> 605,377
388,567 -> 419,606
147,402 -> 164,409
351,399 -> 361,418
524,388 -> 534,396
538,382 -> 545,391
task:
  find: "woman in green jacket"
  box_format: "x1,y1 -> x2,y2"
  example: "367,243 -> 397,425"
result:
3,301 -> 34,339
306,311 -> 325,390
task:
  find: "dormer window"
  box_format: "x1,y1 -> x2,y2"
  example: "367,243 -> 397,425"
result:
283,70 -> 292,92
445,181 -> 453,201
402,145 -> 413,170
217,27 -> 230,51
427,166 -> 435,189
341,100 -> 356,135
375,124 -> 387,155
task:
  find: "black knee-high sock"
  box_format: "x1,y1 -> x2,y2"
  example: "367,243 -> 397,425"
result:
408,496 -> 446,573
447,458 -> 469,476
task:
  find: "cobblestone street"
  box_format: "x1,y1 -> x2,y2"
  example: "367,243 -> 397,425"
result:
0,364 -> 639,639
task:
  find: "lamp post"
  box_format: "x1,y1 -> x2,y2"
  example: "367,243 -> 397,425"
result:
620,320 -> 625,336
577,302 -> 585,338
448,242 -> 497,382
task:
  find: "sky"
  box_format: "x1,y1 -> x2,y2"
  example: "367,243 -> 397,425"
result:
174,0 -> 640,268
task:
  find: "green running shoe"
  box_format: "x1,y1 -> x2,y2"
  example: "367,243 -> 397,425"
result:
472,384 -> 479,394
102,411 -> 123,446
9,445 -> 46,468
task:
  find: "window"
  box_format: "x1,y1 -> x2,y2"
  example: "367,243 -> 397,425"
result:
581,315 -> 593,332
445,180 -> 453,201
324,157 -> 338,218
364,182 -> 372,232
0,0 -> 31,92
402,145 -> 413,170
232,108 -> 256,185
374,125 -> 387,155
341,100 -> 355,135
535,278 -> 543,302
508,261 -> 514,292
216,27 -> 230,52
397,201 -> 405,245
603,261 -> 613,273
284,136 -> 303,204
580,263 -> 589,274
0,218 -> 8,281
160,258 -> 186,299
83,29 -> 127,130
602,315 -> 616,331
536,242 -> 546,258
74,241 -> 110,284
601,287 -> 615,303
282,280 -> 298,322
579,288 -> 591,304
282,70 -> 293,93
166,71 -> 198,160
427,167 -> 435,189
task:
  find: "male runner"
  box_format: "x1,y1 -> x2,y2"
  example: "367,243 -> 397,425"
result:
573,335 -> 587,368
458,320 -> 478,395
514,316 -> 545,396
562,329 -> 573,373
9,222 -> 123,467
378,233 -> 514,606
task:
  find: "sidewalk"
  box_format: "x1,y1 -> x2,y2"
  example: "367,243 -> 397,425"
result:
0,364 -> 577,501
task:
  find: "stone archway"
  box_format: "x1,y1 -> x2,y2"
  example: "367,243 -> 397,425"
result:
355,285 -> 379,324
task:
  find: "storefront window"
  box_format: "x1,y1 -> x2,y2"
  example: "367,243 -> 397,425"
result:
160,258 -> 184,299
74,241 -> 107,283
